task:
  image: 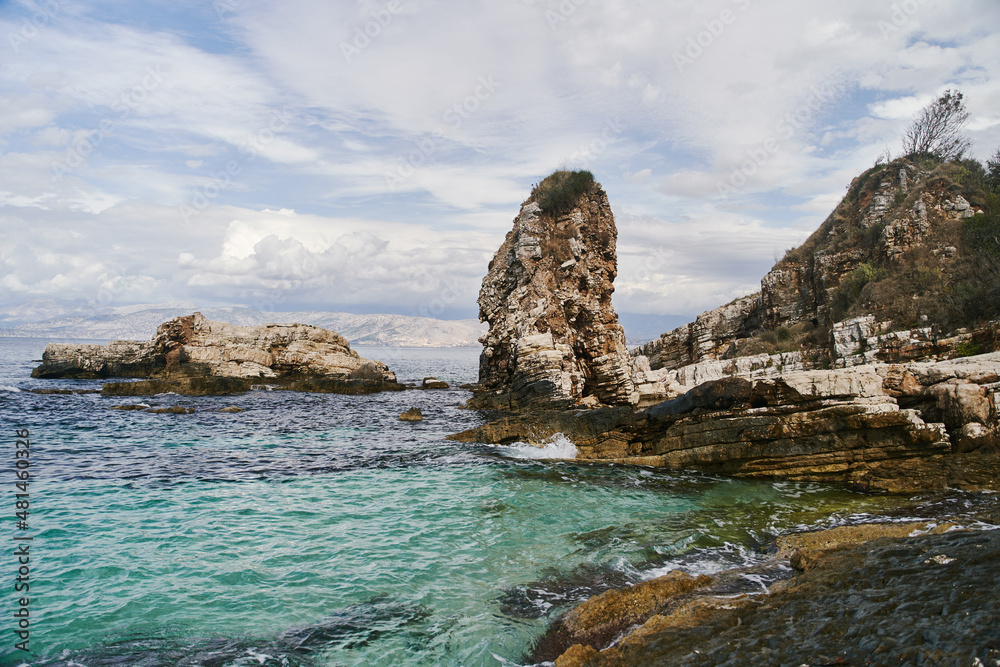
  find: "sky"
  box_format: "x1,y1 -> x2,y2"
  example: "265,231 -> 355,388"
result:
1,0 -> 999,335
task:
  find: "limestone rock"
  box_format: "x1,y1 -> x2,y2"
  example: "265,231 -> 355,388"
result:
472,172 -> 635,410
33,312 -> 401,396
633,158 -> 1000,379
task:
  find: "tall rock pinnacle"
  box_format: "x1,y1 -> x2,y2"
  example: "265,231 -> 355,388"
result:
471,171 -> 636,410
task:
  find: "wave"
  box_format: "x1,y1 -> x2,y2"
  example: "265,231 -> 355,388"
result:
0,384 -> 21,392
493,434 -> 578,460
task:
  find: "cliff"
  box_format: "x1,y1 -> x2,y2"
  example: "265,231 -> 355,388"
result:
453,158 -> 1000,493
471,171 -> 636,409
634,156 -> 998,375
31,312 -> 402,395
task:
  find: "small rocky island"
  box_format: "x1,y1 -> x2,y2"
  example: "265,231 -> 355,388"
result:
31,312 -> 402,396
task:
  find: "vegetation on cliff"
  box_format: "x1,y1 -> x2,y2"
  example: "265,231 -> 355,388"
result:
761,91 -> 1000,348
530,169 -> 596,216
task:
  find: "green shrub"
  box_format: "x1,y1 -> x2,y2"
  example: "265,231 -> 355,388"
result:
832,262 -> 882,320
531,170 -> 595,215
963,193 -> 1000,255
956,341 -> 983,357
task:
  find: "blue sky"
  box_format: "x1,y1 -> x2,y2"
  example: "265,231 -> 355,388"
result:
1,0 -> 999,332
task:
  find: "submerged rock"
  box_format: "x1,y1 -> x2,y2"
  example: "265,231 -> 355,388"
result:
147,406 -> 195,415
472,171 -> 635,410
534,570 -> 714,662
399,407 -> 424,422
31,312 -> 402,396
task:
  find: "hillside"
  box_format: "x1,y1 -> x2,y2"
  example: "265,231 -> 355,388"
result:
635,154 -> 1000,370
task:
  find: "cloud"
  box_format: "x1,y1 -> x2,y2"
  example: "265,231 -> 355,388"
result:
1,0 -> 999,325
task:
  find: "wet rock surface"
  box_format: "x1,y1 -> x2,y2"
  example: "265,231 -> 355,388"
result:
31,312 -> 402,396
555,528 -> 1000,667
472,172 -> 635,410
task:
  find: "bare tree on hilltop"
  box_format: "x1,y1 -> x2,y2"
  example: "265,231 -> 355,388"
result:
901,89 -> 971,161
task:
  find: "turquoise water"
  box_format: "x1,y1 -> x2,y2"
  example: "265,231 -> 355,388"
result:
0,339 -> 970,666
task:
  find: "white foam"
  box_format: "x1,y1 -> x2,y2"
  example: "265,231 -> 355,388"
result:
0,385 -> 21,392
493,434 -> 578,460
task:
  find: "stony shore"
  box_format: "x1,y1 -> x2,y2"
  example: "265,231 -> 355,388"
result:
538,517 -> 1000,666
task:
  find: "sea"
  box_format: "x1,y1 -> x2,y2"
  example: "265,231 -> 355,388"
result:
0,337 -> 996,666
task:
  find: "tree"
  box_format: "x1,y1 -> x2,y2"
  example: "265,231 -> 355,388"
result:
901,89 -> 971,161
987,148 -> 1000,195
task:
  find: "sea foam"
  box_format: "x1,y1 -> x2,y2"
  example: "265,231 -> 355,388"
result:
493,433 -> 578,460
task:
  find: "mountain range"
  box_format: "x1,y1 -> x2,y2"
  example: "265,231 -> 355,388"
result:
0,300 -> 487,348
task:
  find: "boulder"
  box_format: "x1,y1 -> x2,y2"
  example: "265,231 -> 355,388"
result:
421,377 -> 449,390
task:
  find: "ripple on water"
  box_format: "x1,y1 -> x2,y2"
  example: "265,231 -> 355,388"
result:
2,340 -> 996,666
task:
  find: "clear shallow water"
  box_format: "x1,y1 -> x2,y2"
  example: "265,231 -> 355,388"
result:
0,338 -> 993,666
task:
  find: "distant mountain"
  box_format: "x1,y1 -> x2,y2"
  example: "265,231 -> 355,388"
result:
0,302 -> 486,348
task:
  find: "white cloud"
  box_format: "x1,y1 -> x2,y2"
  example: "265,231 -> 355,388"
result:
0,0 -> 998,325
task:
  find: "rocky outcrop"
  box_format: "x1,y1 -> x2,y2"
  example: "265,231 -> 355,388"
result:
547,525 -> 1000,666
32,312 -> 402,396
452,354 -> 1000,493
471,171 -> 635,410
634,158 -> 995,377
535,570 -> 714,662
399,408 -> 423,422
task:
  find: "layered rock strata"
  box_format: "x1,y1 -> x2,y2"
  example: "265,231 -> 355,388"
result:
472,173 -> 635,409
32,312 -> 402,396
451,353 -> 1000,493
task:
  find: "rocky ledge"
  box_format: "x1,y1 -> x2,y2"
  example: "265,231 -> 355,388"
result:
31,312 -> 403,396
451,353 -> 1000,493
539,521 -> 1000,666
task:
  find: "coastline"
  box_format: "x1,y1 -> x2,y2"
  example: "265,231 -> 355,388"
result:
541,505 -> 1000,666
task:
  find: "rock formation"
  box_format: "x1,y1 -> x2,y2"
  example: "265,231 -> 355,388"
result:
544,524 -> 1000,666
472,171 -> 636,410
32,312 -> 402,396
633,157 -> 996,375
452,159 -> 1000,493
452,353 -> 1000,493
